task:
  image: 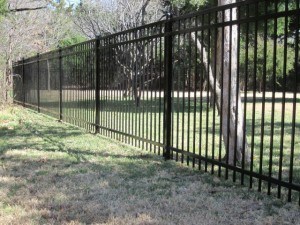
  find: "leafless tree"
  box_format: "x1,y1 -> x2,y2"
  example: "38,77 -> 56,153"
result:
0,0 -> 76,104
73,0 -> 162,38
73,0 -> 163,106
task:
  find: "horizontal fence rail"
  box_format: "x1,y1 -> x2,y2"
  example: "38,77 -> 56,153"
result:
13,0 -> 300,204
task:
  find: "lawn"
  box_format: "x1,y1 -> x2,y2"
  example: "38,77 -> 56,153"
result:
22,90 -> 300,199
0,105 -> 300,225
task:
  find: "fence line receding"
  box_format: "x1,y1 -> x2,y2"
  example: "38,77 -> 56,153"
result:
13,0 -> 300,205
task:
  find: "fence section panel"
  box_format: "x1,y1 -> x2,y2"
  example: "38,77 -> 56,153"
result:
61,40 -> 96,131
97,21 -> 166,152
39,51 -> 60,119
12,62 -> 24,105
170,0 -> 300,202
23,57 -> 38,111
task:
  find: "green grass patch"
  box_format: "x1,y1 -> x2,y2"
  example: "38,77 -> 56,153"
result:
0,106 -> 299,225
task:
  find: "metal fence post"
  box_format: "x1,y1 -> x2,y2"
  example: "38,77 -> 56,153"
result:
163,15 -> 173,160
59,48 -> 63,121
37,53 -> 40,113
22,57 -> 25,107
95,36 -> 101,133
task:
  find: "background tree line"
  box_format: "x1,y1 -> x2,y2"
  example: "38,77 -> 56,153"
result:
1,0 -> 299,103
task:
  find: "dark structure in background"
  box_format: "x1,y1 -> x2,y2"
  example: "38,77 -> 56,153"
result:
13,0 -> 300,205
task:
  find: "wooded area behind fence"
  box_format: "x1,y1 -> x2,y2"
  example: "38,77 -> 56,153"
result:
13,0 -> 300,204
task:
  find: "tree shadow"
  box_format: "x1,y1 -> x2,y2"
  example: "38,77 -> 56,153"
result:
0,119 -> 181,224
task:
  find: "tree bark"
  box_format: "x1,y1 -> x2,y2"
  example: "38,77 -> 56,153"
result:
216,0 -> 250,165
191,32 -> 221,114
9,6 -> 46,13
4,34 -> 13,103
191,0 -> 250,165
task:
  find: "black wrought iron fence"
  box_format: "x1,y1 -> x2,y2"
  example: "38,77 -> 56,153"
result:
13,0 -> 300,204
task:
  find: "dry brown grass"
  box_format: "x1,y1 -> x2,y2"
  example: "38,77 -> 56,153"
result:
0,106 -> 299,225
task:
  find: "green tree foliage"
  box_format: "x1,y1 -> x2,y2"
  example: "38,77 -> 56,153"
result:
167,0 -> 214,15
0,0 -> 80,104
168,0 -> 298,92
0,0 -> 7,16
240,36 -> 295,92
59,35 -> 87,48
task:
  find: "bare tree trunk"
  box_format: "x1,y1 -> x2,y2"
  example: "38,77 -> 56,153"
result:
5,34 -> 13,103
191,0 -> 250,165
217,0 -> 250,165
191,33 -> 221,114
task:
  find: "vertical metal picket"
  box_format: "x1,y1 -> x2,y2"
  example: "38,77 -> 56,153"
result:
163,15 -> 173,160
22,57 -> 25,107
37,53 -> 40,113
95,36 -> 101,133
59,48 -> 63,121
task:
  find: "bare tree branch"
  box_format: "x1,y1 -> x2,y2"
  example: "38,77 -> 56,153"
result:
9,6 -> 46,12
